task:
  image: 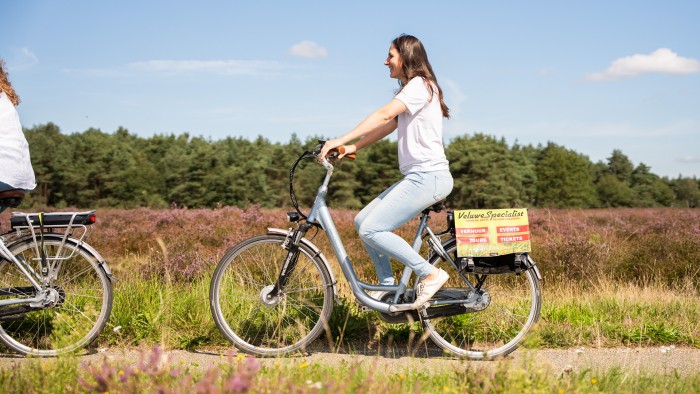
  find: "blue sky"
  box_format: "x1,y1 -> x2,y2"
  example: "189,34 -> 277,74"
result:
2,1 -> 699,178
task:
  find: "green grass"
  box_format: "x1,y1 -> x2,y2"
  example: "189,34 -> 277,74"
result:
89,269 -> 700,352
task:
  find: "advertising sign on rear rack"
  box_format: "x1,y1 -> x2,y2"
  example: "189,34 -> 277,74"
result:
454,209 -> 531,257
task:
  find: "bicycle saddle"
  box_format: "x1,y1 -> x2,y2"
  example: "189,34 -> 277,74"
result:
0,189 -> 25,211
423,201 -> 446,214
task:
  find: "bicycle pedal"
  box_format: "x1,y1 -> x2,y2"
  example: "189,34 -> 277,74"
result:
419,303 -> 430,318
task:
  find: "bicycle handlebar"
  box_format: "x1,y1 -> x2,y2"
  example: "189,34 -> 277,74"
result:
288,141 -> 357,221
315,140 -> 356,161
335,145 -> 356,160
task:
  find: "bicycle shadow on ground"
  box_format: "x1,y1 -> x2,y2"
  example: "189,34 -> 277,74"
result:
189,340 -> 458,360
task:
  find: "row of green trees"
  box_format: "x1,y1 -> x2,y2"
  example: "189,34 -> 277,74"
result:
23,123 -> 699,209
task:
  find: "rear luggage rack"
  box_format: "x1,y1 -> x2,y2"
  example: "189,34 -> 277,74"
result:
8,211 -> 97,260
11,211 -> 96,229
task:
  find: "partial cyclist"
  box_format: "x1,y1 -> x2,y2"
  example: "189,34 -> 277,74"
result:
0,59 -> 35,199
0,59 -> 114,356
320,34 -> 453,309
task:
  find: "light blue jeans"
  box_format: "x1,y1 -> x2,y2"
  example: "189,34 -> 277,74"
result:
0,181 -> 15,192
354,170 -> 453,285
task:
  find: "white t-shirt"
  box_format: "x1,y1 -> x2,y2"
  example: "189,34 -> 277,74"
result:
394,77 -> 449,175
0,91 -> 36,190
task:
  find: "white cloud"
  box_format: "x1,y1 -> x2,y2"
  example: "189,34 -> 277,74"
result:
443,79 -> 466,118
7,47 -> 39,70
678,156 -> 700,163
289,41 -> 328,58
537,67 -> 555,77
587,48 -> 700,81
128,60 -> 290,76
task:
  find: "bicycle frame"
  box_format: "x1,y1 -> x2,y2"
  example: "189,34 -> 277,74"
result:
299,157 -> 472,314
0,241 -> 44,307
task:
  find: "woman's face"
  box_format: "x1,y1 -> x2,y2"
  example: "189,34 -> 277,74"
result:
384,44 -> 404,81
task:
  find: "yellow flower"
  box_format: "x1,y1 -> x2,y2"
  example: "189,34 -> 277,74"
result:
236,354 -> 246,362
591,378 -> 598,384
118,370 -> 125,377
300,362 -> 308,369
442,386 -> 450,392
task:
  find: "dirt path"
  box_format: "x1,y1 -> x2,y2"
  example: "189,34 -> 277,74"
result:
2,346 -> 698,377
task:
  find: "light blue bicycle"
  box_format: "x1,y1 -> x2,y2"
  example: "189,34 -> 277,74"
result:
209,142 -> 542,359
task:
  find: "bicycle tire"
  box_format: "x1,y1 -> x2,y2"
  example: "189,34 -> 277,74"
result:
210,234 -> 334,356
424,239 -> 541,359
0,235 -> 113,356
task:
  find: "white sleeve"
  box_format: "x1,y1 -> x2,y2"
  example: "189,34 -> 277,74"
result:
394,77 -> 431,115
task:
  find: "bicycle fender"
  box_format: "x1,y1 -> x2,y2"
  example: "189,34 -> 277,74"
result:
7,234 -> 118,283
526,254 -> 543,281
267,228 -> 339,301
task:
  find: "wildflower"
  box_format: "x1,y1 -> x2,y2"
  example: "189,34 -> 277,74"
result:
237,354 -> 246,362
225,375 -> 249,392
591,378 -> 598,384
309,381 -> 323,389
300,362 -> 308,369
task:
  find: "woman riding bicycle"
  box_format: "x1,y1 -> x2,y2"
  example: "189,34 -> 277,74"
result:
320,34 -> 453,308
0,59 -> 35,198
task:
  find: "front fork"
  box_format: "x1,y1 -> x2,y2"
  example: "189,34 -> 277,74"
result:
267,223 -> 313,299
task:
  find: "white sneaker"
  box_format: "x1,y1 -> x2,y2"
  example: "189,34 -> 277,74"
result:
412,269 -> 449,309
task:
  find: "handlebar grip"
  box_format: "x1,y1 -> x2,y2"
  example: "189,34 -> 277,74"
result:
337,146 -> 356,160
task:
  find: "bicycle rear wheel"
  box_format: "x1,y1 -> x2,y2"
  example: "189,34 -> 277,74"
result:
0,235 -> 113,356
210,234 -> 334,356
424,240 -> 541,359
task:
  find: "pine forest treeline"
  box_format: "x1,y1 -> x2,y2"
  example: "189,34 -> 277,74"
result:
23,123 -> 700,209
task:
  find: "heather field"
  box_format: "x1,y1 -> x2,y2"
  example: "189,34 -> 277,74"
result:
1,207 -> 700,392
2,206 -> 697,351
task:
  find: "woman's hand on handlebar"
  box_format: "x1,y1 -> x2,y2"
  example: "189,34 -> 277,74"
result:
319,139 -> 356,162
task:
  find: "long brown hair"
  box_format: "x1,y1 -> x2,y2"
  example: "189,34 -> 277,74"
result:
0,60 -> 20,106
392,34 -> 449,118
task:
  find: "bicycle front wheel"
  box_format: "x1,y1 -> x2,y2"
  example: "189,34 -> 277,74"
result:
424,240 -> 541,359
210,234 -> 334,356
0,235 -> 113,356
